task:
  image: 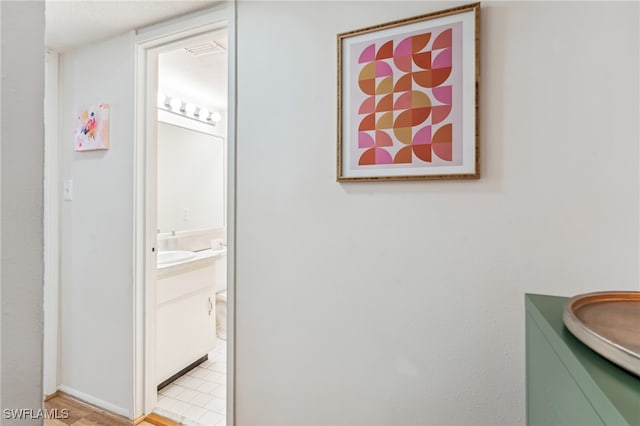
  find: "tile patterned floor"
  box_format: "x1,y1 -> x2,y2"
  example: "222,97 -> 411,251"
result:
154,340 -> 226,426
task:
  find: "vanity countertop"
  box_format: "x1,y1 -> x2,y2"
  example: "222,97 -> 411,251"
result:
157,247 -> 226,279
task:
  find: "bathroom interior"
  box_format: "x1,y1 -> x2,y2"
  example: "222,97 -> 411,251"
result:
152,29 -> 228,426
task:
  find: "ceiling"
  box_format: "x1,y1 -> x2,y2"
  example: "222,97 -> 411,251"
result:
45,1 -> 218,52
46,0 -> 227,114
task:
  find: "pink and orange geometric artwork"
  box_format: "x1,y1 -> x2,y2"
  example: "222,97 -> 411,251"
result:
355,26 -> 459,168
338,3 -> 479,181
74,104 -> 110,151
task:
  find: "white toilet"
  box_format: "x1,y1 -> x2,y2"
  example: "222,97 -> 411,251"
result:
213,250 -> 227,340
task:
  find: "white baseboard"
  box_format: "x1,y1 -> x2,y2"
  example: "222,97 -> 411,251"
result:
57,385 -> 130,419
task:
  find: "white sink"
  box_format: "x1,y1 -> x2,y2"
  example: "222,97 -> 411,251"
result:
157,250 -> 196,265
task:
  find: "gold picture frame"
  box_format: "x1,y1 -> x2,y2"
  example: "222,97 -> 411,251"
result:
337,3 -> 480,182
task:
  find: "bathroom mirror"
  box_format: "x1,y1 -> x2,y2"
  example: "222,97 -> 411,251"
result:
157,120 -> 225,233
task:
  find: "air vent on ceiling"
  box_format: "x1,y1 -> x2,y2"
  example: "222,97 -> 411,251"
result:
184,41 -> 225,57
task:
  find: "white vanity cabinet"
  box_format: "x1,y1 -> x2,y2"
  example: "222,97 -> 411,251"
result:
156,258 -> 216,385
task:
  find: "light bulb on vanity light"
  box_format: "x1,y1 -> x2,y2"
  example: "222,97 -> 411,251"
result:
184,103 -> 196,115
210,111 -> 222,123
169,97 -> 182,110
206,111 -> 222,123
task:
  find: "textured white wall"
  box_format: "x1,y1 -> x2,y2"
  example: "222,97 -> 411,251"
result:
157,122 -> 225,233
0,1 -> 45,423
59,32 -> 135,416
234,2 -> 639,424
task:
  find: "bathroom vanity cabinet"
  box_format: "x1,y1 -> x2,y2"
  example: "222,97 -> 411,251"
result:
156,259 -> 216,385
525,294 -> 640,425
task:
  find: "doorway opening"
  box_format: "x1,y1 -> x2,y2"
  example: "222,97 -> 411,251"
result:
133,5 -> 235,424
153,30 -> 229,426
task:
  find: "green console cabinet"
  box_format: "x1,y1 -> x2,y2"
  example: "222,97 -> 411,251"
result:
525,294 -> 640,425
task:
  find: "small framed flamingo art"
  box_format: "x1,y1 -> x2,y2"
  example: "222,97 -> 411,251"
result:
337,3 -> 480,181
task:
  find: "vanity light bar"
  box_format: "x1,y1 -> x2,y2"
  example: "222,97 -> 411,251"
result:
158,93 -> 222,126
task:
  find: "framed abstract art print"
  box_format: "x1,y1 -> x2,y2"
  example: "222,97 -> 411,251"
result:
337,3 -> 480,181
74,104 -> 110,151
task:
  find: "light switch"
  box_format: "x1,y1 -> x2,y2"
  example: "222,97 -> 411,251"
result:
183,208 -> 190,221
64,179 -> 73,201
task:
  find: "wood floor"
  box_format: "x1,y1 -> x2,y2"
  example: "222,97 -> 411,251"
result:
44,393 -> 179,426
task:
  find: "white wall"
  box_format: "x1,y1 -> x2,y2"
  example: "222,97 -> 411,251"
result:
234,2 -> 639,425
157,122 -> 225,233
59,32 -> 135,416
0,1 -> 45,423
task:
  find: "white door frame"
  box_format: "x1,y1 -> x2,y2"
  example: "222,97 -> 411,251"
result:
132,3 -> 236,421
